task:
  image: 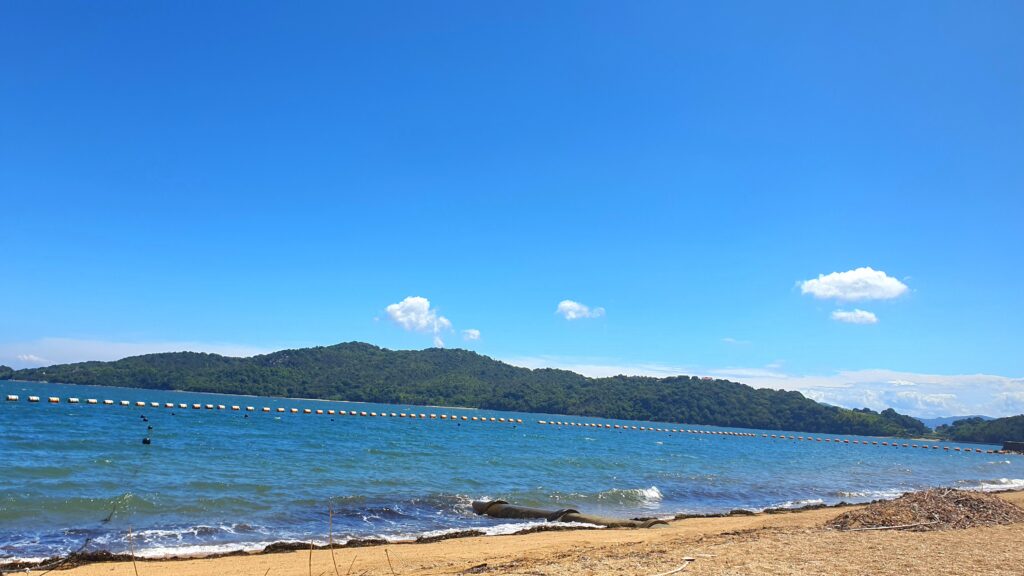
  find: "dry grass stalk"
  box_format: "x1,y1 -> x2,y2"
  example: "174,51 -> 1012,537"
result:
128,525 -> 140,576
329,503 -> 341,576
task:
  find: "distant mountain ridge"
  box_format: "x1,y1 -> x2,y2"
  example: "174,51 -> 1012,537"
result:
4,342 -> 928,437
917,415 -> 995,429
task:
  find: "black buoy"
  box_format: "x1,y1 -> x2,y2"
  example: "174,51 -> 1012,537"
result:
142,437 -> 151,445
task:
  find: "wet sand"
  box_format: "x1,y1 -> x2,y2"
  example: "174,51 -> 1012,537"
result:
25,491 -> 1024,576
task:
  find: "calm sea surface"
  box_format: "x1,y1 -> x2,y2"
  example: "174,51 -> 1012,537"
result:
2,380 -> 1022,563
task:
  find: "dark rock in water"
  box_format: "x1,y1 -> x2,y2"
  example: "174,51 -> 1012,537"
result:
147,425 -> 153,430
142,437 -> 151,445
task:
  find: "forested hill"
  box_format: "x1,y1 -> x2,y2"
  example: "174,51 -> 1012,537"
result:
935,416 -> 1024,444
7,342 -> 928,437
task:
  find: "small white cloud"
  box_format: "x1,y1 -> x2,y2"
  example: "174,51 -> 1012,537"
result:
556,300 -> 605,320
888,379 -> 916,387
384,296 -> 452,347
16,353 -> 46,364
831,309 -> 878,324
800,267 -> 908,301
462,329 -> 481,341
721,337 -> 750,345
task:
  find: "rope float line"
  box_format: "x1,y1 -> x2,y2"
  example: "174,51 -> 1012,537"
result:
2,394 -> 1013,454
4,394 -> 525,427
534,419 -> 1012,455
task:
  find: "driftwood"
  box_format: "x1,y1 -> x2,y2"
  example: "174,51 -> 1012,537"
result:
836,520 -> 941,532
649,557 -> 696,576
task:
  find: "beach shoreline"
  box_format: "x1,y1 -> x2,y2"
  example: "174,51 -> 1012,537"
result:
14,489 -> 1024,575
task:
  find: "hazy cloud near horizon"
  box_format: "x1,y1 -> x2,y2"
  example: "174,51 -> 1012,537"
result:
0,338 -> 273,369
505,356 -> 1024,419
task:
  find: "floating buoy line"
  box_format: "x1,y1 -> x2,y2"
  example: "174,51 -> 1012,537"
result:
3,393 -> 1015,456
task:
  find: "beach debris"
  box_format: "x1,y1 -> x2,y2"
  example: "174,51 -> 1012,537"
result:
827,488 -> 1024,531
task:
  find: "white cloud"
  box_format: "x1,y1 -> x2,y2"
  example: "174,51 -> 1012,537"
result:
891,391 -> 963,414
1,338 -> 273,369
831,309 -> 878,324
462,329 -> 481,341
721,337 -> 751,345
800,267 -> 908,301
556,300 -> 605,320
384,296 -> 453,347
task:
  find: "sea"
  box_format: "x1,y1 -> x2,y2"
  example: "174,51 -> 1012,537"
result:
2,380 -> 1022,564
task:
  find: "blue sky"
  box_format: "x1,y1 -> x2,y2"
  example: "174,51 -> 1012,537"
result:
2,1 -> 1022,418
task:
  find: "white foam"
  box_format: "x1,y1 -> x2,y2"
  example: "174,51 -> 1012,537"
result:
765,498 -> 825,510
835,489 -> 905,501
965,478 -> 1024,492
0,556 -> 48,565
383,520 -> 605,543
134,541 -> 276,559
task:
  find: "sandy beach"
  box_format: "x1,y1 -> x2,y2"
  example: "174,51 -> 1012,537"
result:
19,490 -> 1023,576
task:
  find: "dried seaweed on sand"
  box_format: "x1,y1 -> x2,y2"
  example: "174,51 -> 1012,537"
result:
827,488 -> 1024,531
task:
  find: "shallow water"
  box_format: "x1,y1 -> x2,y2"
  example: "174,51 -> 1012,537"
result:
2,380 -> 1021,562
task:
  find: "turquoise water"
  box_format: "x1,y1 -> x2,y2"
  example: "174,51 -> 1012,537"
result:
2,380 -> 1022,563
